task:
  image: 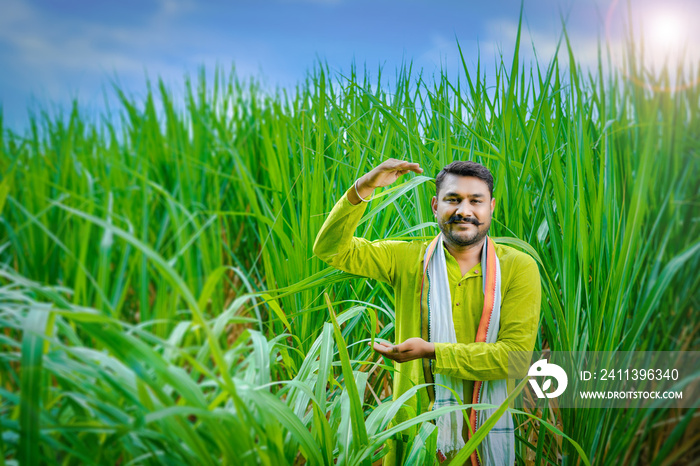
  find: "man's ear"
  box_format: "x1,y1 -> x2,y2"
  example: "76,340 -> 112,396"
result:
490,197 -> 496,214
431,196 -> 437,216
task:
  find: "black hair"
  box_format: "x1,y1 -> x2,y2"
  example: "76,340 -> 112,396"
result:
435,161 -> 494,198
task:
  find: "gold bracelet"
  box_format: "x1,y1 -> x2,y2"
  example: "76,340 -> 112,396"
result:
354,179 -> 375,203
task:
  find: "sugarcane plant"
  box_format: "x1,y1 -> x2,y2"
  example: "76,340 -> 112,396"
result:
0,12 -> 698,465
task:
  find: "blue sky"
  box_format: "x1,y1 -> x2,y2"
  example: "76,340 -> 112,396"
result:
1,0 -> 698,131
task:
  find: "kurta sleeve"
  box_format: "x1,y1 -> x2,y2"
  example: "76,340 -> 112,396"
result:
313,187 -> 400,286
432,254 -> 541,380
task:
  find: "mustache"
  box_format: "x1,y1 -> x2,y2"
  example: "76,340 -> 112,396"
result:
446,215 -> 483,226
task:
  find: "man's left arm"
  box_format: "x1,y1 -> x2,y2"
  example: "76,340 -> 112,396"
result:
431,255 -> 541,380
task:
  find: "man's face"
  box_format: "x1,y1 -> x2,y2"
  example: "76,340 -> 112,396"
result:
431,174 -> 495,248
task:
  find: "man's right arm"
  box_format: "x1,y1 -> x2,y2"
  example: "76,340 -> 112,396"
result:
313,187 -> 397,284
313,159 -> 423,285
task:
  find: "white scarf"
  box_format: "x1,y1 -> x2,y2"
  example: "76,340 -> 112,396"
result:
424,234 -> 514,465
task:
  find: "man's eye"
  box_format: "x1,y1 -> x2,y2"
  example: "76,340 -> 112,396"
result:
472,200 -> 481,204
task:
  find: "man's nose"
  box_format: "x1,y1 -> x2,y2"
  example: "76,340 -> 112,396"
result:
455,201 -> 473,217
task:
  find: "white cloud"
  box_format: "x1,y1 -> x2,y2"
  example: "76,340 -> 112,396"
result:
0,0 -> 286,87
156,0 -> 197,18
481,18 -> 605,70
0,0 -> 305,130
417,23 -> 604,87
0,0 -> 202,103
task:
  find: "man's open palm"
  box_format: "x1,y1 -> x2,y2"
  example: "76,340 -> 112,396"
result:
364,158 -> 423,189
371,337 -> 435,363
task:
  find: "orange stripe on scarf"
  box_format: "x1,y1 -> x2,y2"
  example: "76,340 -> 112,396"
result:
468,237 -> 497,466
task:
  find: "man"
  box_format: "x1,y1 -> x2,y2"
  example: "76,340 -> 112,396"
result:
313,158 -> 541,465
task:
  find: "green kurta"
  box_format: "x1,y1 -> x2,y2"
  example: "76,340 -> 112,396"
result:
313,187 -> 541,463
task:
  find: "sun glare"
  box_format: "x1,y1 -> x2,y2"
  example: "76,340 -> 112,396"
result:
606,0 -> 700,91
649,13 -> 684,50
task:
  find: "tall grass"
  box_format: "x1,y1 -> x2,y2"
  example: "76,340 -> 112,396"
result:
1,18 -> 698,465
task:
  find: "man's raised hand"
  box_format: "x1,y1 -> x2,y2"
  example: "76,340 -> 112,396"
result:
349,158 -> 423,205
362,158 -> 423,189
